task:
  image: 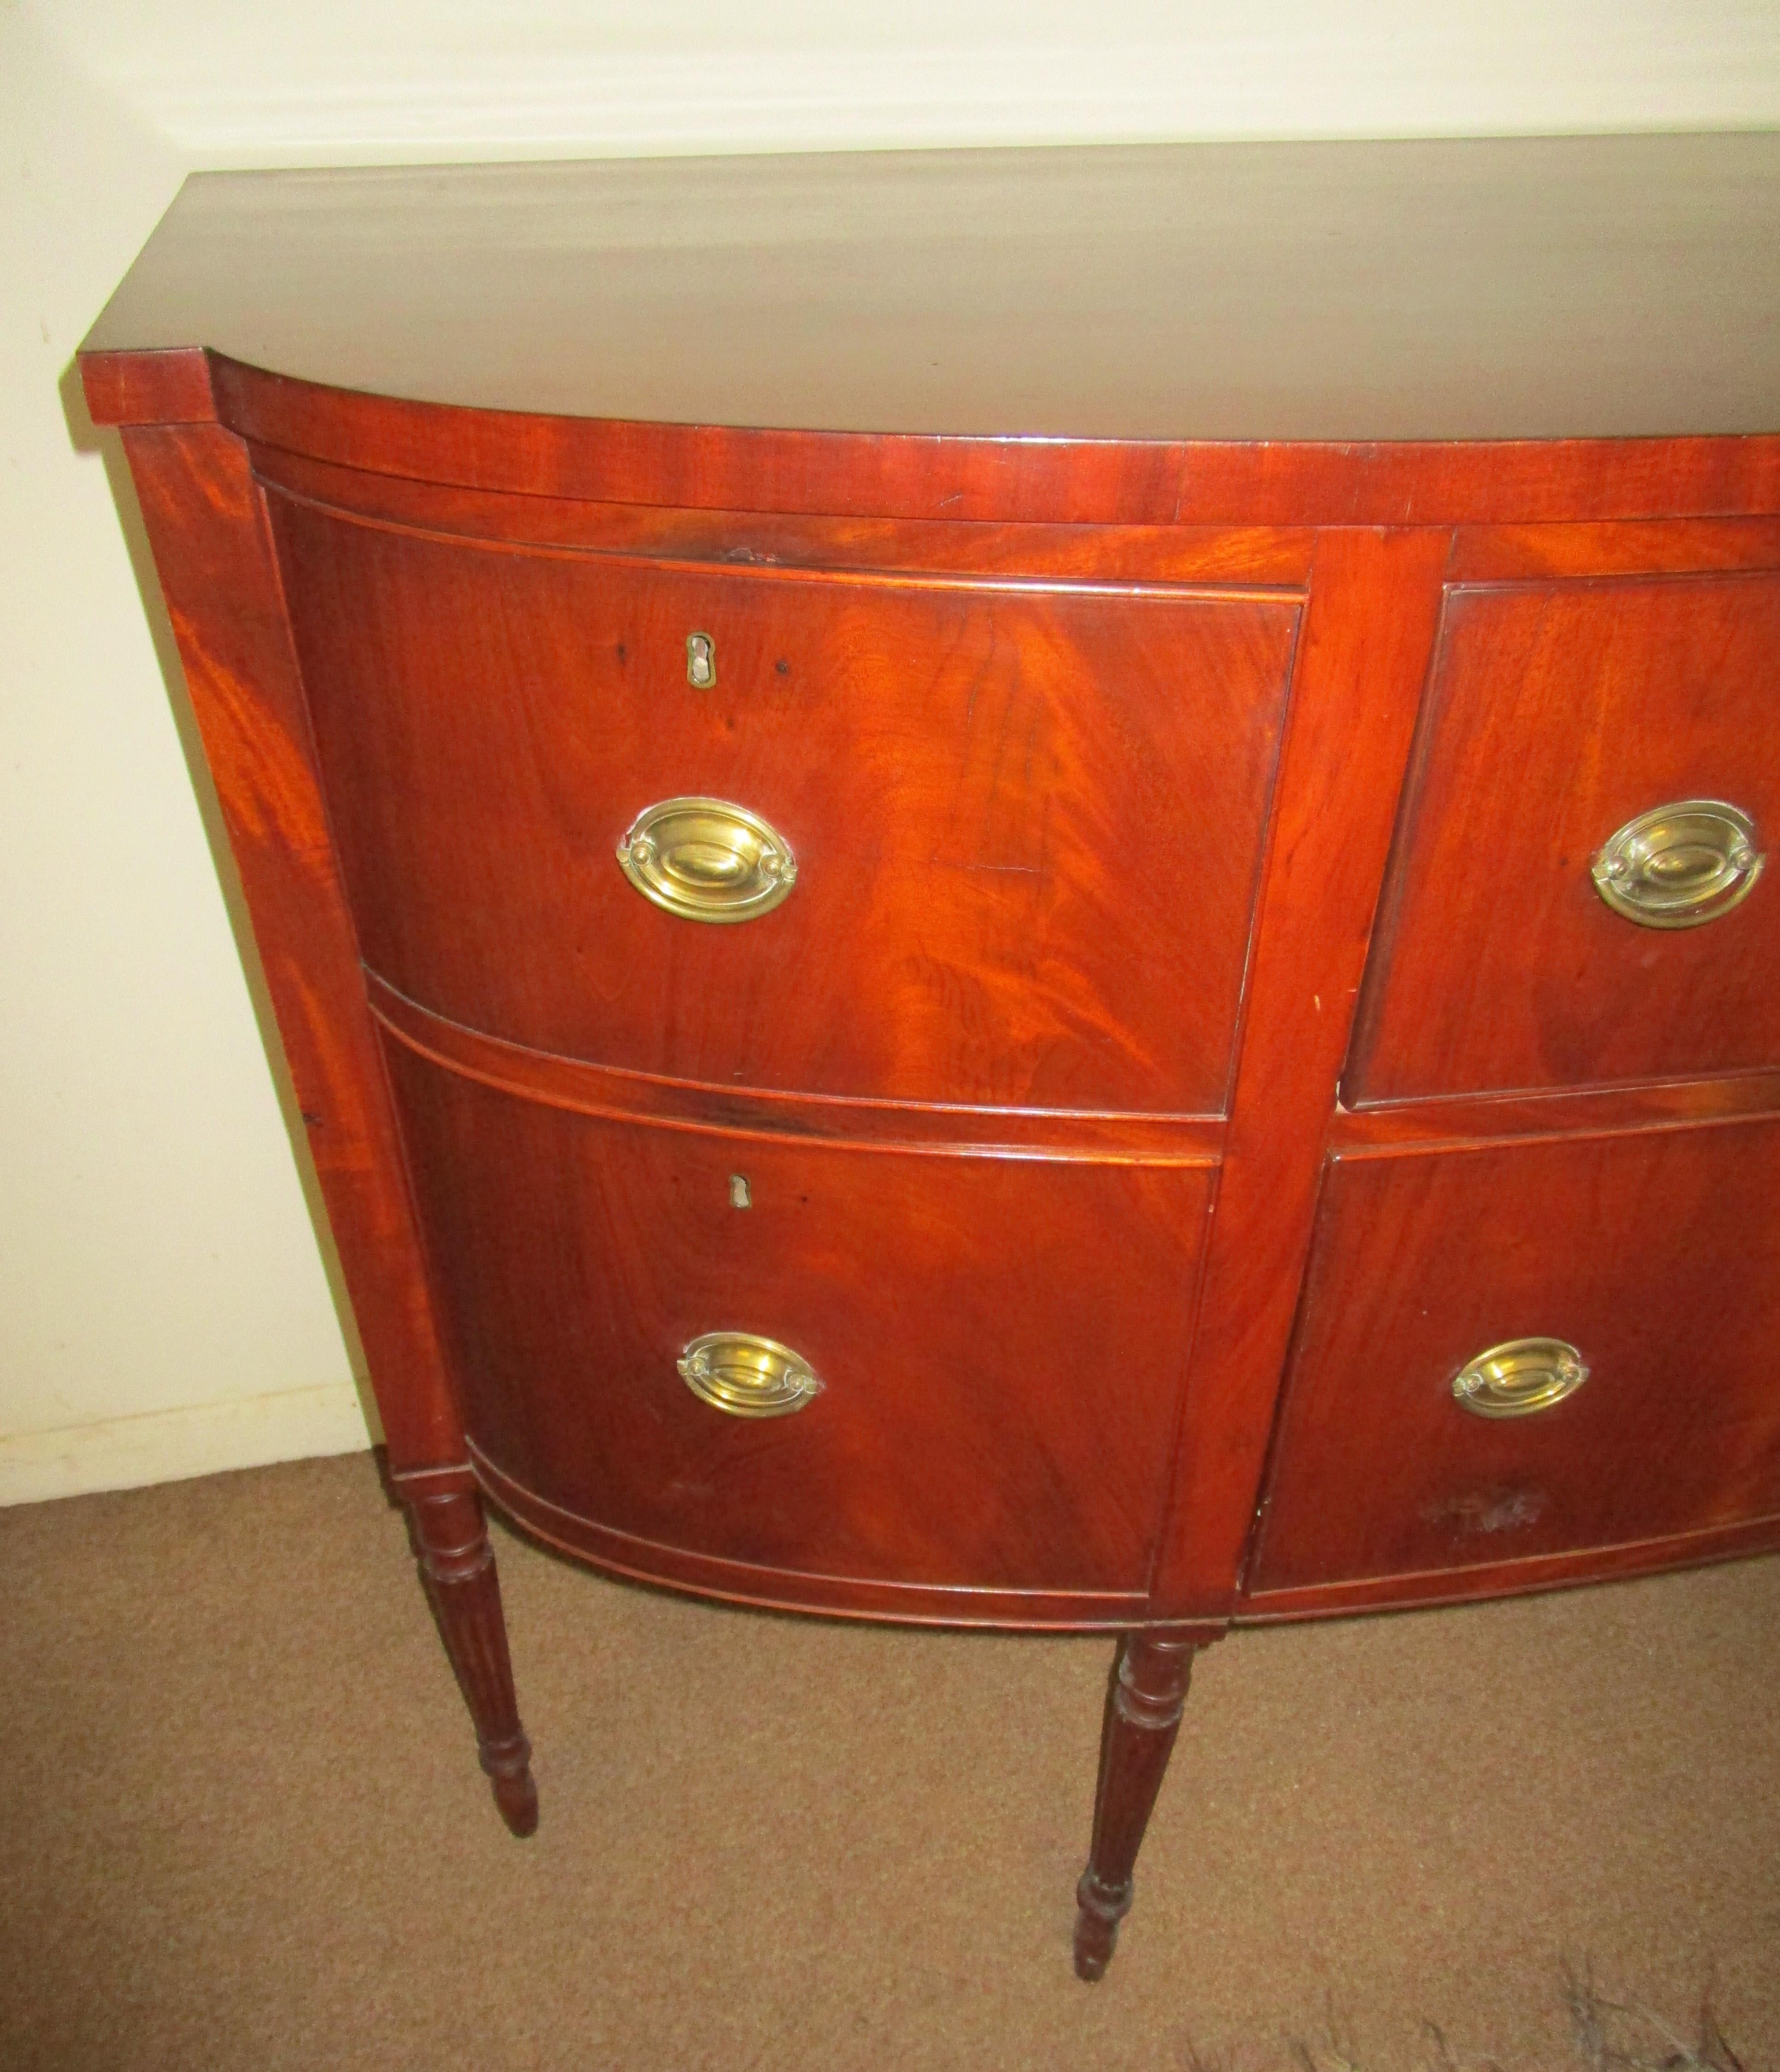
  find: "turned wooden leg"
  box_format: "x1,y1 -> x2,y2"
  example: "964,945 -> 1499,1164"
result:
1073,1628 -> 1201,1980
403,1485 -> 539,1838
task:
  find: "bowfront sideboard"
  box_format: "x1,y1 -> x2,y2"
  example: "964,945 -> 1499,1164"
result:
79,135 -> 1780,1977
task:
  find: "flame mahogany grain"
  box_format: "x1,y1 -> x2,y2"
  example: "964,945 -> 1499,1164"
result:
265,479 -> 1300,1114
116,424 -> 465,1477
79,141 -> 1780,1971
1347,570 -> 1780,1104
381,1042 -> 1218,1600
1251,1118 -> 1780,1596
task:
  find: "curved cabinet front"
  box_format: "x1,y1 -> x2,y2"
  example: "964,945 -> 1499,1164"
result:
72,136 -> 1780,1977
268,480 -> 1299,1115
1346,572 -> 1780,1103
1249,1114 -> 1780,1604
381,1035 -> 1216,1620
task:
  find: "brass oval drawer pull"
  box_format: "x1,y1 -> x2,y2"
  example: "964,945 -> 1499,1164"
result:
1451,1336 -> 1588,1419
617,797 -> 797,923
1591,799 -> 1763,929
677,1331 -> 823,1417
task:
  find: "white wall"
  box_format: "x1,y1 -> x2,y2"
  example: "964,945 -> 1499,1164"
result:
35,1 -> 1780,164
1,14 -> 369,1503
5,1 -> 1780,1503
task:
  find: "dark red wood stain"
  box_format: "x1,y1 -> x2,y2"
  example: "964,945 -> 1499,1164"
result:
268,484 -> 1297,1113
1252,1118 -> 1780,1595
384,1042 -> 1215,1596
1348,571 -> 1780,1103
79,144 -> 1780,1960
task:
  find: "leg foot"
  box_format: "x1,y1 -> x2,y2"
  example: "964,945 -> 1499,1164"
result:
483,1743 -> 541,1840
1072,1869 -> 1128,1981
1072,1628 -> 1201,1980
404,1483 -> 539,1837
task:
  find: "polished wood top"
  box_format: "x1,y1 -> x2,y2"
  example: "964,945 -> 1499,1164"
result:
85,135 -> 1780,442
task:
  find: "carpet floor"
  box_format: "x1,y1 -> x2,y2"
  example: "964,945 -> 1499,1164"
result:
1,1452 -> 1776,2070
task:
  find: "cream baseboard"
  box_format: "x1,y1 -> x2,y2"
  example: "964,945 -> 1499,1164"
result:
0,1383 -> 373,1507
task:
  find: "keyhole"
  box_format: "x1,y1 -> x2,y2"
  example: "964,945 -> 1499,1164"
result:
687,632 -> 716,689
728,1174 -> 751,1209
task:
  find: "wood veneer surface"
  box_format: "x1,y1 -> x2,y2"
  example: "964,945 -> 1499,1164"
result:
269,486 -> 1298,1114
85,135 -> 1780,440
384,1045 -> 1214,1603
1347,570 -> 1780,1103
1251,1117 -> 1780,1595
66,137 -> 1780,1982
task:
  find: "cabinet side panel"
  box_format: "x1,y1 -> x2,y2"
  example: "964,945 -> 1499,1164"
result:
1149,527 -> 1453,1616
118,423 -> 466,1473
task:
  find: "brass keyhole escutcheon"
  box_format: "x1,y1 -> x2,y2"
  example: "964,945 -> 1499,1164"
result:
686,631 -> 716,688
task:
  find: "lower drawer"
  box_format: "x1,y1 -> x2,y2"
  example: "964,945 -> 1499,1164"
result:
1251,1117 -> 1780,1593
385,1047 -> 1213,1595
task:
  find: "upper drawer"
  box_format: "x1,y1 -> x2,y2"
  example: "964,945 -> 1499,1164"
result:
269,495 -> 1298,1113
1347,572 -> 1780,1103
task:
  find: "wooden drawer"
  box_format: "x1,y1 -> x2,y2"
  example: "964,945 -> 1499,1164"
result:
1250,1117 -> 1780,1593
271,492 -> 1299,1113
1347,572 -> 1780,1103
382,1042 -> 1214,1595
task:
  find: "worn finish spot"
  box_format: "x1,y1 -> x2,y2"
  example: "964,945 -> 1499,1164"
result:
1420,1486 -> 1547,1538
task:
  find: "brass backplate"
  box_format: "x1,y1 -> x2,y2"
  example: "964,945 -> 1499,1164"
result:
1591,798 -> 1763,929
1451,1336 -> 1589,1419
677,1331 -> 823,1417
616,796 -> 797,923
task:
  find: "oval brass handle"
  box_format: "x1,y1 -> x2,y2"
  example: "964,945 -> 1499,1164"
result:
677,1331 -> 823,1417
617,797 -> 797,923
1450,1336 -> 1588,1419
1591,799 -> 1763,929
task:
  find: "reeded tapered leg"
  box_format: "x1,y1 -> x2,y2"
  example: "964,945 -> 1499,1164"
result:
1073,1628 -> 1201,1980
404,1486 -> 539,1837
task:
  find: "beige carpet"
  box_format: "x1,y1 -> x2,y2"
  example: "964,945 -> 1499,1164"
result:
1,1452 -> 1775,2070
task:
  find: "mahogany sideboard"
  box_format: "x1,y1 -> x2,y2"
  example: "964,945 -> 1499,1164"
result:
79,135 -> 1780,1978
